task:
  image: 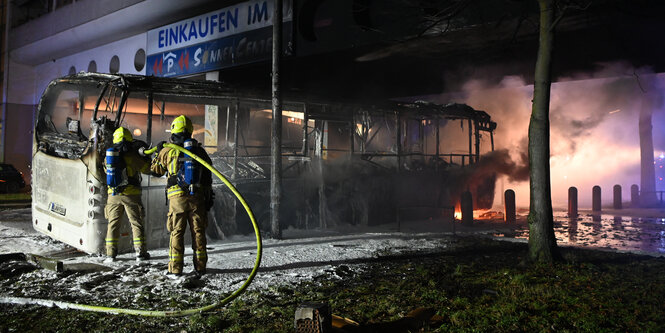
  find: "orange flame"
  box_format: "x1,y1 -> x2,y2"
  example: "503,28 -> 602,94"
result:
453,203 -> 502,221
454,202 -> 462,220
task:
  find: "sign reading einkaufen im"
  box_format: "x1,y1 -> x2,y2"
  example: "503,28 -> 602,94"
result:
146,0 -> 293,77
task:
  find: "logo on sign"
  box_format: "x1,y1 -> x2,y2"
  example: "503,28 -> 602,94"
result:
164,52 -> 177,73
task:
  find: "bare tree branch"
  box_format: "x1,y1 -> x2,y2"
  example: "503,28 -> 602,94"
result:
417,0 -> 475,37
633,70 -> 646,93
549,0 -> 592,32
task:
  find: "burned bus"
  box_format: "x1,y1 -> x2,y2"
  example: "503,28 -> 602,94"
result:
32,72 -> 497,254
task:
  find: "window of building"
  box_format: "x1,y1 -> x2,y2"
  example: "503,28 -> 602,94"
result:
109,55 -> 119,74
134,49 -> 146,72
87,60 -> 97,73
11,0 -> 77,28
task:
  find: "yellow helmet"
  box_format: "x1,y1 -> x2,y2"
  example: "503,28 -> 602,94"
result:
171,115 -> 193,134
112,127 -> 133,144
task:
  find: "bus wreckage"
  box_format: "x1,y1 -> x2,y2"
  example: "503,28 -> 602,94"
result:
32,73 -> 498,254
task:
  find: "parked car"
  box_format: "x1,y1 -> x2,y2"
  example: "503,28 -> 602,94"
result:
0,164 -> 26,193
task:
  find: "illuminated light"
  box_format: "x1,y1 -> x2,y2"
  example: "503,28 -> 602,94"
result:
133,128 -> 142,137
660,178 -> 663,181
287,117 -> 302,125
608,109 -> 621,114
660,153 -> 664,159
564,175 -> 568,179
260,109 -> 304,120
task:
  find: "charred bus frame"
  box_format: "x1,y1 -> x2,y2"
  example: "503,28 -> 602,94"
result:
32,73 -> 496,254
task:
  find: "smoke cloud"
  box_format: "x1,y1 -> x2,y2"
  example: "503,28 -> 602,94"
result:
429,62 -> 665,209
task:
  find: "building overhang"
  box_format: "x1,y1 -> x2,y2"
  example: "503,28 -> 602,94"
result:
9,0 -> 225,65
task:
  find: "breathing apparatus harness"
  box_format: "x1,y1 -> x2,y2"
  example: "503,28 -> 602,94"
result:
105,142 -> 141,195
167,138 -> 206,196
105,147 -> 126,195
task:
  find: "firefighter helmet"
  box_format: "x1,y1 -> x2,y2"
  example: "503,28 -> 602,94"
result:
171,115 -> 193,135
112,127 -> 133,144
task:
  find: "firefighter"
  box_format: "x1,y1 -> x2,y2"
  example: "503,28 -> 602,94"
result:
104,127 -> 151,261
150,115 -> 213,276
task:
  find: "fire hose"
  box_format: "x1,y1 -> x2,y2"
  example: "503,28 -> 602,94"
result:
0,143 -> 262,317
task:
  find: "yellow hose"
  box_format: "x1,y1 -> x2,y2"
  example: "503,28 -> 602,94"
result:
1,143 -> 262,317
142,145 -> 159,155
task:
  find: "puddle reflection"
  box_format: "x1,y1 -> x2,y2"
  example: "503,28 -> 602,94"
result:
500,211 -> 665,254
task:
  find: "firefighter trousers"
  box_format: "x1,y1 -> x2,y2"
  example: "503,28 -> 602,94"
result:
104,194 -> 147,257
167,194 -> 208,274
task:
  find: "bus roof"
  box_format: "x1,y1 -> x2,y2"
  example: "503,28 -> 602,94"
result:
56,72 -> 235,98
53,72 -> 495,130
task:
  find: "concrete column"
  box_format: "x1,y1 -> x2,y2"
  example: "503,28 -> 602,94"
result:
592,185 -> 601,212
568,187 -> 578,217
613,184 -> 622,210
631,184 -> 639,208
461,191 -> 473,226
504,189 -> 515,223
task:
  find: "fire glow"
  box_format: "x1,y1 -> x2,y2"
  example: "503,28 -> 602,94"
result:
431,68 -> 665,209
453,203 -> 501,221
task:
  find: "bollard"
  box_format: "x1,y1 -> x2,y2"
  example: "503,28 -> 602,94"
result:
504,189 -> 516,223
592,185 -> 601,211
613,184 -> 622,210
568,216 -> 578,242
461,191 -> 473,226
568,187 -> 578,217
631,184 -> 639,208
613,216 -> 623,228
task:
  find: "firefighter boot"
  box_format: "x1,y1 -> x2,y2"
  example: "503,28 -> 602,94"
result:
104,247 -> 117,263
135,246 -> 150,261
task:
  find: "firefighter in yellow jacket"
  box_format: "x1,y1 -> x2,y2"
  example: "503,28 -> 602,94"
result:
151,115 -> 213,276
105,127 -> 151,261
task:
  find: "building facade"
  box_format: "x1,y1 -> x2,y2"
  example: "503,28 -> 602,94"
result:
8,0 -> 665,187
5,0 -> 294,182
4,0 -> 422,183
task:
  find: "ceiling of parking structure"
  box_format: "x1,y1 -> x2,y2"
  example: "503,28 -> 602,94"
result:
216,0 -> 665,101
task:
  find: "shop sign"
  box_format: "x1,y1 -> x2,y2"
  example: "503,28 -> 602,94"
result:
147,0 -> 292,77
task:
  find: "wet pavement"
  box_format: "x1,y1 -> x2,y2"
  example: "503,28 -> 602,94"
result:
493,208 -> 665,255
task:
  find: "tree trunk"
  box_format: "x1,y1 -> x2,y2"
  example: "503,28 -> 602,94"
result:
528,0 -> 559,263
